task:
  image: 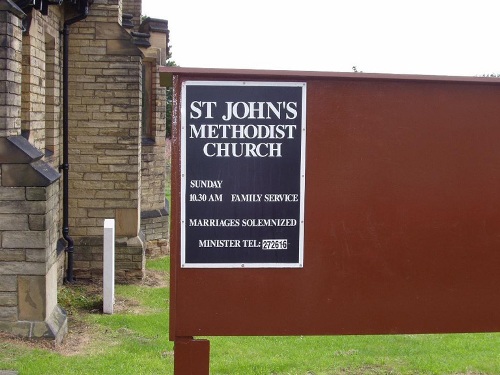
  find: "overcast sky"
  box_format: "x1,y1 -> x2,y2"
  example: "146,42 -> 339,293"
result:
142,0 -> 500,77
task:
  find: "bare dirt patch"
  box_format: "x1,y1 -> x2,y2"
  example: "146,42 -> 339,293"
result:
57,317 -> 99,356
138,269 -> 169,288
0,310 -> 108,356
336,365 -> 398,375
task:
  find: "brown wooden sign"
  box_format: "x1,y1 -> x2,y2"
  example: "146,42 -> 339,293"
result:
161,67 -> 500,373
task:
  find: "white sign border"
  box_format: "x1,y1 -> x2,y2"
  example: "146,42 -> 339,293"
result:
180,80 -> 307,268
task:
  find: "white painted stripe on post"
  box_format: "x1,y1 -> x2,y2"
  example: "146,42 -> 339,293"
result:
103,219 -> 115,314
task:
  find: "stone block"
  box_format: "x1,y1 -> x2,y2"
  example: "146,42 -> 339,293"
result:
115,261 -> 141,270
0,275 -> 16,292
0,306 -> 17,322
0,249 -> 25,261
0,214 -> 28,230
74,260 -> 90,269
73,221 -> 97,234
68,226 -> 87,238
45,263 -> 57,317
95,190 -> 128,199
2,231 -> 46,248
75,217 -> 96,226
109,164 -> 138,173
18,275 -> 45,321
104,199 -> 136,209
76,199 -> 105,209
73,249 -> 93,261
0,200 -> 46,214
25,186 -> 47,201
0,292 -> 16,306
115,269 -> 143,282
25,249 -> 47,262
89,165 -> 110,173
90,261 -> 102,269
82,172 -> 101,181
0,261 -> 45,276
75,180 -> 114,190
115,253 -> 131,261
97,155 -> 128,165
115,208 -> 138,237
0,187 -> 25,200
28,214 -> 46,230
75,236 -> 103,247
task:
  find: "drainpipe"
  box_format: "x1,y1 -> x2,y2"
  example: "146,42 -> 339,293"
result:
61,2 -> 90,283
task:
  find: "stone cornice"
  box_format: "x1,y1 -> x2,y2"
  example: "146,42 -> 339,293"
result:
0,0 -> 26,19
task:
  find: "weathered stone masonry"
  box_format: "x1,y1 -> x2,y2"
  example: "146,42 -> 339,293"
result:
0,1 -> 66,341
0,0 -> 169,340
68,1 -> 145,280
67,0 -> 170,280
141,61 -> 169,257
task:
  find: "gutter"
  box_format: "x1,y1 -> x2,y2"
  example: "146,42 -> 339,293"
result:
61,1 -> 90,283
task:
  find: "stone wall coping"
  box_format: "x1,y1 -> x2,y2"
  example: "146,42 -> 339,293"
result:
0,137 -> 43,164
0,0 -> 26,19
140,205 -> 168,220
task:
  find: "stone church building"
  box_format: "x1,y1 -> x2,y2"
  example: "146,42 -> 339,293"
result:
0,0 -> 169,341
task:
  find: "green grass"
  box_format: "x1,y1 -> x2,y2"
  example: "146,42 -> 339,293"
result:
165,164 -> 171,205
2,256 -> 500,374
209,333 -> 500,374
57,285 -> 103,313
147,256 -> 170,272
0,257 -> 174,375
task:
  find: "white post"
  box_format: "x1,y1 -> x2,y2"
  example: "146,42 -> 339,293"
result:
103,219 -> 115,314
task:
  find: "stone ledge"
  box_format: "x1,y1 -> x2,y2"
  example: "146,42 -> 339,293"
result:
139,17 -> 168,34
0,136 -> 42,164
2,162 -> 60,187
0,136 -> 60,187
140,203 -> 169,220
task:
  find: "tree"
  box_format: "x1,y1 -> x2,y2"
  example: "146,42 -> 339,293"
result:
477,73 -> 500,78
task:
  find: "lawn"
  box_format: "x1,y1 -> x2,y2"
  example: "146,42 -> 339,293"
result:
1,256 -> 500,374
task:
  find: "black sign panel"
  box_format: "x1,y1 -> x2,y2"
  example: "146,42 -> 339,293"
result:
181,81 -> 306,268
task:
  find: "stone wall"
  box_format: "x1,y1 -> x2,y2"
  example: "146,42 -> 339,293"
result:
0,0 -> 170,341
122,0 -> 141,28
0,7 -> 22,138
68,0 -> 145,280
0,3 -> 66,341
140,63 -> 169,256
0,181 -> 66,340
20,6 -> 62,160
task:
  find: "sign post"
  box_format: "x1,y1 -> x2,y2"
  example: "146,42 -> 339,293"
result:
103,218 -> 115,314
